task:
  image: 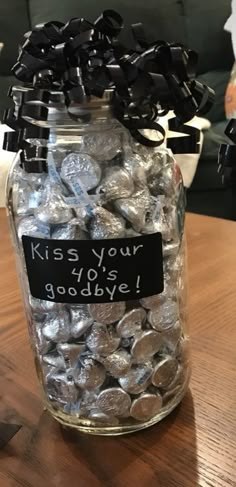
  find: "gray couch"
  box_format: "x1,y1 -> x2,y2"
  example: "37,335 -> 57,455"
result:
0,0 -> 234,217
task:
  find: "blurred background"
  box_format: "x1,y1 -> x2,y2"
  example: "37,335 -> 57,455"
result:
0,0 -> 235,218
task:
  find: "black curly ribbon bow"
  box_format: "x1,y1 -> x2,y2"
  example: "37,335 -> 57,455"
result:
3,9 -> 214,167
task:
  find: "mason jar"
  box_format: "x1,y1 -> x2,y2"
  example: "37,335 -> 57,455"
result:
6,87 -> 190,435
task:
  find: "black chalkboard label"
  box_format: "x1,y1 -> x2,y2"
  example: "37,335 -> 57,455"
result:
22,233 -> 164,304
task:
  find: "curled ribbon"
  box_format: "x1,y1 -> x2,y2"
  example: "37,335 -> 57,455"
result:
218,119 -> 236,186
4,9 -> 214,167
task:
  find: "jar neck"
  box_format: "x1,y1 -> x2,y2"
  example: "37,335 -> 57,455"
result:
12,86 -> 118,129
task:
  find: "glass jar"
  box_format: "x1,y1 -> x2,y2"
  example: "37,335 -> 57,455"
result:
6,88 -> 190,435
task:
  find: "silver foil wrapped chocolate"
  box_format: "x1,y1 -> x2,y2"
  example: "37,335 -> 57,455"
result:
151,356 -> 179,388
118,364 -> 153,394
117,308 -> 146,338
17,216 -> 50,239
162,320 -> 182,351
89,302 -> 126,325
57,342 -> 86,368
89,207 -> 126,239
61,153 -> 101,191
46,370 -> 78,405
175,336 -> 190,364
148,153 -> 176,197
130,392 -> 163,421
70,305 -> 93,339
29,296 -> 57,313
51,222 -> 87,240
99,350 -> 131,378
34,324 -> 52,355
43,351 -> 66,369
81,133 -> 121,161
114,188 -> 153,233
73,357 -> 106,390
96,387 -> 131,416
97,168 -> 134,202
131,331 -> 162,362
34,181 -> 73,225
123,151 -> 149,186
164,364 -> 187,391
88,410 -> 119,425
13,180 -> 43,216
86,323 -> 120,355
140,294 -> 160,310
42,312 -> 71,342
148,299 -> 179,332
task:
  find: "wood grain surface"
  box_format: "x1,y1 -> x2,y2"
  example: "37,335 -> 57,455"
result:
0,208 -> 236,487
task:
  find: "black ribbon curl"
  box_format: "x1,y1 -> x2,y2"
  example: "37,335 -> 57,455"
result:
218,119 -> 236,186
6,9 -> 214,164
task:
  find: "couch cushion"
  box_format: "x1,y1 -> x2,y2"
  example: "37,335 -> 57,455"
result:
28,0 -> 187,45
183,0 -> 233,74
0,0 -> 30,75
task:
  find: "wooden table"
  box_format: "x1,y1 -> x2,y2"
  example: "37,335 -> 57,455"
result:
0,208 -> 236,487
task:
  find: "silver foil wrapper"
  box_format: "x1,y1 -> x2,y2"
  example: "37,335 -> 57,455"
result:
98,350 -> 131,378
125,228 -> 141,238
13,180 -> 43,216
140,295 -> 161,310
70,305 -> 93,339
148,299 -> 179,332
131,331 -> 162,362
89,302 -> 126,325
97,387 -> 131,416
86,323 -> 120,356
123,151 -> 149,186
81,133 -> 121,161
119,364 -> 153,394
57,342 -> 86,368
34,324 -> 52,355
46,370 -> 78,405
88,410 -> 119,425
162,320 -> 182,351
73,205 -> 91,231
29,296 -> 58,313
175,336 -> 190,364
114,188 -> 153,233
164,364 -> 185,390
17,216 -> 50,239
148,154 -> 176,197
61,153 -> 101,191
130,392 -> 163,421
73,357 -> 106,390
43,351 -> 66,369
116,308 -> 146,338
97,168 -> 134,202
34,182 -> 73,225
151,356 -> 179,388
89,207 -> 126,239
143,196 -> 172,239
18,167 -> 47,187
78,390 -> 98,415
42,312 -> 71,343
51,222 -> 87,240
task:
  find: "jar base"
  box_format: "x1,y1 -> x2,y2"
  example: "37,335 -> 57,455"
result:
46,382 -> 189,436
